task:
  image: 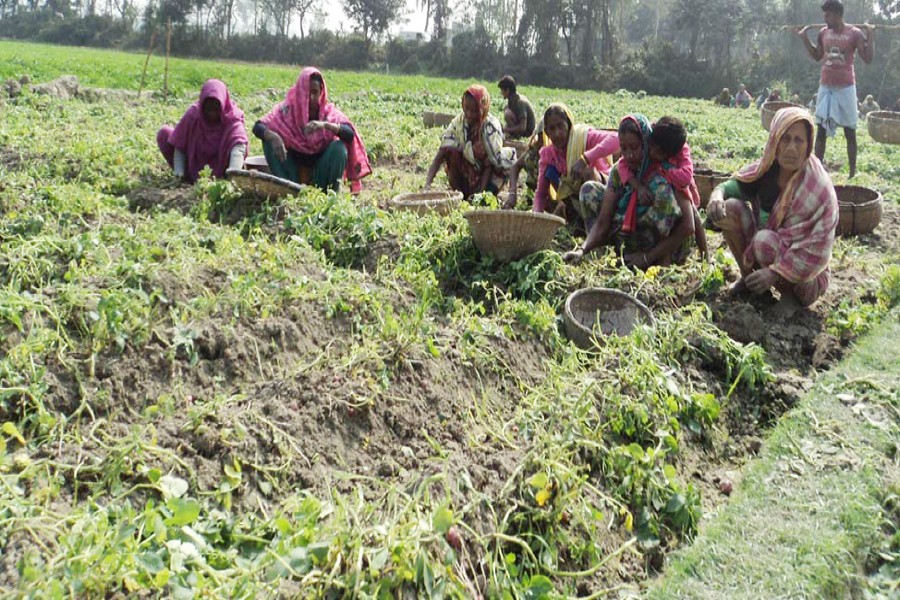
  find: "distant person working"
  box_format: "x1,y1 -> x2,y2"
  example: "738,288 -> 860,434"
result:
794,0 -> 874,178
497,76 -> 536,139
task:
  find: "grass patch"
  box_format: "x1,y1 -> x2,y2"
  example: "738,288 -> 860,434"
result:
649,314 -> 900,599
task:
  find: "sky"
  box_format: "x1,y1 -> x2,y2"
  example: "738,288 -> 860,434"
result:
319,0 -> 429,36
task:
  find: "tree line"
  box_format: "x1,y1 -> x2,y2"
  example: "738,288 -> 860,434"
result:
1,0 -> 898,104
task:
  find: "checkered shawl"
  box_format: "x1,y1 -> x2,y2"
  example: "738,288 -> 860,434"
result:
735,107 -> 838,284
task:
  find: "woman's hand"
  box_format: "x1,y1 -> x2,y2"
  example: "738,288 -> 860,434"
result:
707,197 -> 727,224
265,130 -> 287,162
624,252 -> 651,270
304,120 -> 329,134
502,191 -> 517,210
570,157 -> 588,179
553,201 -> 567,219
793,25 -> 810,37
744,267 -> 778,294
563,248 -> 585,265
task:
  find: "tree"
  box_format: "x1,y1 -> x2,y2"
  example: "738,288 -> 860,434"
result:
341,0 -> 405,45
417,0 -> 450,42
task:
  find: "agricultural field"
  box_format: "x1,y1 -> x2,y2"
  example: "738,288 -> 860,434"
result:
1,40 -> 899,597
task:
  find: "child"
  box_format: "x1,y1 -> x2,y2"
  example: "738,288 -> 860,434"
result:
618,117 -> 708,259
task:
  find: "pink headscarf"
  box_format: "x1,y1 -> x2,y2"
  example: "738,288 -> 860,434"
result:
260,67 -> 372,192
168,79 -> 248,180
734,107 -> 838,282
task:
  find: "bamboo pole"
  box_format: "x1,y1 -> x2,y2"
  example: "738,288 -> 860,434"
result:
138,27 -> 158,98
164,18 -> 172,100
781,24 -> 900,31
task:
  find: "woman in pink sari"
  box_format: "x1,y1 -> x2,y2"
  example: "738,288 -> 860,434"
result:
157,79 -> 248,183
252,67 -> 371,193
708,107 -> 838,317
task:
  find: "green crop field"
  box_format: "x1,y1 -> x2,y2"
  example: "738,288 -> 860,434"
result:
0,40 -> 898,598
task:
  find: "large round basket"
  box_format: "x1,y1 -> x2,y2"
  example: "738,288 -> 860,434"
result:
834,185 -> 883,236
564,288 -> 655,349
431,112 -> 455,128
504,139 -> 528,155
225,169 -> 303,199
388,190 -> 463,216
694,169 -> 732,209
761,101 -> 804,131
243,155 -> 270,173
866,111 -> 900,145
463,210 -> 565,261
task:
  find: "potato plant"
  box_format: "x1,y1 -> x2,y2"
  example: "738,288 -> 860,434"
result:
0,41 -> 898,598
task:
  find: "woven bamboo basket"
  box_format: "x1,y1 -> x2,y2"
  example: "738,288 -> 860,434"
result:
464,210 -> 565,261
431,112 -> 454,128
694,169 -> 732,208
866,111 -> 900,144
564,288 -> 655,349
243,155 -> 270,173
761,101 -> 804,131
504,139 -> 528,155
388,190 -> 463,216
226,169 -> 303,199
834,185 -> 883,236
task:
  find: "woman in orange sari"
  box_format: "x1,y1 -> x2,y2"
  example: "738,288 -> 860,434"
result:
424,85 -> 515,196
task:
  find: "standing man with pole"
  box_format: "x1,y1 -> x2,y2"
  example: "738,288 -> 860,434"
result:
794,0 -> 874,178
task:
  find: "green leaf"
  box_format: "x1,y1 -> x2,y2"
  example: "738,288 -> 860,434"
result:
2,422 -> 25,445
433,504 -> 453,534
223,460 -> 241,480
663,464 -> 677,482
524,574 -> 553,599
369,548 -> 389,572
422,561 -> 434,596
158,475 -> 189,500
527,472 -> 549,490
308,542 -> 330,564
138,550 -> 165,574
626,443 -> 645,460
165,498 -> 200,526
665,493 -> 686,514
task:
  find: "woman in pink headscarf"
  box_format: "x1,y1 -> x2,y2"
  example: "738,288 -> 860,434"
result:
157,79 -> 248,183
252,67 -> 371,193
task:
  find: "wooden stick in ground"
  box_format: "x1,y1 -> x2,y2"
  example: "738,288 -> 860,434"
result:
138,27 -> 158,98
164,18 -> 172,100
780,23 -> 900,30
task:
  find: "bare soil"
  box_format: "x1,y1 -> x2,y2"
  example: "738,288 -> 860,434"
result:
7,157 -> 897,591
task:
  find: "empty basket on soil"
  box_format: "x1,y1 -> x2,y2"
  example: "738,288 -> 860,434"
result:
564,288 -> 655,349
834,185 -> 883,236
430,112 -> 454,128
504,139 -> 528,155
388,190 -> 463,216
866,111 -> 900,144
694,168 -> 732,209
226,169 -> 303,199
761,101 -> 804,131
464,210 -> 565,261
243,155 -> 270,173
